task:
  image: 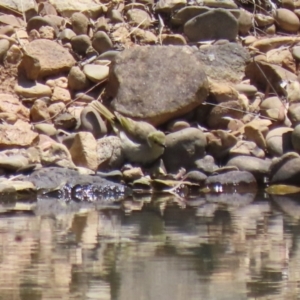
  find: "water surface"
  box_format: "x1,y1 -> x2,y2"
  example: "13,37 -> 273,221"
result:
0,192 -> 300,300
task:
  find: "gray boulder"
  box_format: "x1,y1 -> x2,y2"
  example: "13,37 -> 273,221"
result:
184,8 -> 238,42
163,128 -> 207,173
106,46 -> 209,126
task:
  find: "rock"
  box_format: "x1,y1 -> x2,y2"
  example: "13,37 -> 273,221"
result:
161,34 -> 186,45
206,130 -> 238,158
292,46 -> 300,61
83,64 -> 109,83
0,93 -> 29,122
244,123 -> 267,150
155,0 -> 186,13
70,12 -> 89,35
68,66 -> 89,91
233,83 -> 257,97
292,124 -> 300,152
53,112 -> 77,130
92,31 -> 113,55
207,100 -> 244,129
273,8 -> 300,33
184,9 -> 238,42
15,81 -> 52,98
38,134 -> 76,168
171,6 -> 210,25
197,43 -> 250,84
209,81 -> 239,103
126,9 -> 152,28
288,103 -> 300,125
266,127 -> 294,157
163,128 -> 206,173
245,60 -> 298,95
49,0 -> 104,18
0,124 -> 38,147
34,123 -> 57,137
226,155 -> 271,181
269,152 -> 300,184
5,44 -> 22,64
97,136 -> 125,170
251,36 -> 300,53
108,9 -> 124,23
107,46 -> 208,126
39,26 -> 55,40
266,48 -> 295,73
0,0 -> 35,13
184,170 -> 207,185
19,39 -> 75,80
98,50 -> 120,61
260,96 -> 286,122
255,13 -> 274,27
69,132 -> 98,171
123,167 -> 143,182
30,99 -> 51,123
194,155 -> 218,174
0,39 -> 10,61
167,120 -> 190,132
229,140 -> 265,158
132,29 -> 158,44
0,152 -> 29,171
71,34 -> 92,55
48,102 -> 66,118
205,170 -> 257,191
51,86 -> 71,103
80,106 -> 107,139
238,9 -> 253,35
26,16 -> 58,37
59,28 -> 76,44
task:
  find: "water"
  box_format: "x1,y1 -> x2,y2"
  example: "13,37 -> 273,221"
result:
0,192 -> 300,300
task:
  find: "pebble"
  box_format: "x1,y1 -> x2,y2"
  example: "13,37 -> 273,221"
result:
83,64 -> 109,83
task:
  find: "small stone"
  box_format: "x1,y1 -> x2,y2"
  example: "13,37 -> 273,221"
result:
51,87 -> 71,103
70,12 -> 89,35
238,9 -> 253,35
229,140 -> 265,158
273,8 -> 300,33
39,25 -> 55,40
48,102 -> 66,117
26,16 -> 58,36
68,66 -> 89,91
161,34 -> 187,45
34,123 -> 57,137
59,28 -> 76,44
292,124 -> 300,152
132,28 -> 158,44
5,44 -> 22,64
255,13 -> 274,27
163,128 -> 207,173
97,136 -> 125,170
0,39 -> 10,61
266,127 -> 294,157
233,83 -> 257,97
69,132 -> 98,171
108,9 -> 124,23
30,99 -> 51,123
15,81 -> 52,98
123,167 -> 143,182
126,9 -> 152,28
80,106 -> 107,139
184,8 -> 238,42
171,6 -> 210,25
83,64 -> 109,83
167,120 -> 190,132
92,31 -> 113,55
71,34 -> 92,55
292,46 -> 300,61
54,112 -> 77,130
209,81 -> 239,103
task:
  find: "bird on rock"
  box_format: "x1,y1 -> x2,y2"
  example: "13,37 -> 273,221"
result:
91,101 -> 166,165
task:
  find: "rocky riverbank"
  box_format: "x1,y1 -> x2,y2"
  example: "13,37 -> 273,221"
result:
0,0 -> 300,199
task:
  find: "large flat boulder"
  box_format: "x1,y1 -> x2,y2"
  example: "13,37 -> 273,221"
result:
106,46 -> 209,126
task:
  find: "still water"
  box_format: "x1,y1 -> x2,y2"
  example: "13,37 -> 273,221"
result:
0,191 -> 300,300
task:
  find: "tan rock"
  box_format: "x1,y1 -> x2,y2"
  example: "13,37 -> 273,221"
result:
48,102 -> 66,118
266,127 -> 294,156
51,87 -> 71,103
273,8 -> 300,33
266,48 -> 296,73
14,81 -> 52,98
69,132 -> 98,171
209,80 -> 239,103
30,99 -> 51,123
34,123 -> 57,136
83,64 -> 109,83
38,134 -> 76,168
260,96 -> 286,122
19,39 -> 76,80
39,26 -> 55,40
46,77 -> 68,89
286,81 -> 300,103
244,123 -> 267,150
123,167 -> 144,182
251,36 -> 300,52
132,28 -> 158,44
126,9 -> 152,28
161,34 -> 186,45
229,140 -> 265,158
0,124 -> 38,147
0,93 -> 29,122
254,13 -> 274,27
97,136 -> 125,170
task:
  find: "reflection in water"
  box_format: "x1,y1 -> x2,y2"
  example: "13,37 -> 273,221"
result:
0,192 -> 300,299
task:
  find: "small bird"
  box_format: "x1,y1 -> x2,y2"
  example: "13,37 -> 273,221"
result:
91,101 -> 166,165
